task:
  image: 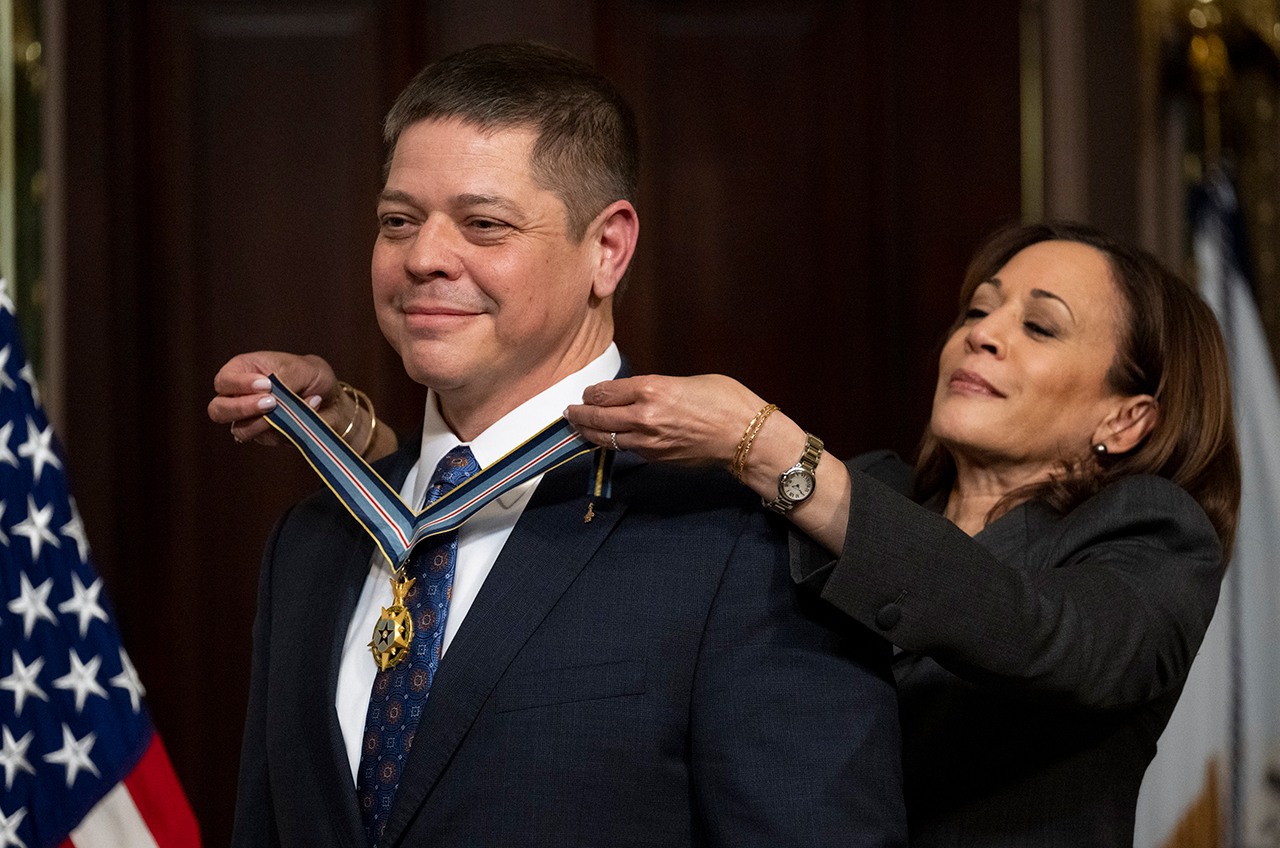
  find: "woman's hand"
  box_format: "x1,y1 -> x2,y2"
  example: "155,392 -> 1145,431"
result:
568,372 -> 851,555
565,374 -> 767,468
208,352 -> 343,446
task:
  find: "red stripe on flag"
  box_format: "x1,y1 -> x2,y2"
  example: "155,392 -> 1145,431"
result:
122,734 -> 202,847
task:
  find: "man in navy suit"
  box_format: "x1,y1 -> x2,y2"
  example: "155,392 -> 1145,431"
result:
228,42 -> 905,847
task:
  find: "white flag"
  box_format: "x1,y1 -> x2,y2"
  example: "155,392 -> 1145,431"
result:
1135,170 -> 1280,848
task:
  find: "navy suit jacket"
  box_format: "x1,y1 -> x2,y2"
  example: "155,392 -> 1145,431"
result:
233,432 -> 906,846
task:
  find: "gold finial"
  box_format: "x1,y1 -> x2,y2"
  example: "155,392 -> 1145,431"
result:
1188,0 -> 1231,165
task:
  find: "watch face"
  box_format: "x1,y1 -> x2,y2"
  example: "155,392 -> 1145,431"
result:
781,469 -> 815,502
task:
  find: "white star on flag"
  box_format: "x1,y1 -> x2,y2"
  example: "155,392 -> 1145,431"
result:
42,724 -> 99,789
0,421 -> 17,468
11,495 -> 60,561
0,348 -> 15,396
53,649 -> 108,713
16,418 -> 61,485
109,648 -> 146,714
60,498 -> 90,562
0,652 -> 47,716
0,278 -> 200,844
0,805 -> 26,848
57,573 -> 109,638
16,363 -> 38,407
0,727 -> 34,791
6,573 -> 56,639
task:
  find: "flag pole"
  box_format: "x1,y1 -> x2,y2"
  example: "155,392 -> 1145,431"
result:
1188,7 -> 1237,845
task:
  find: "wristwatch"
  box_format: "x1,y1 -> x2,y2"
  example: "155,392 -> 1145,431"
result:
764,432 -> 824,514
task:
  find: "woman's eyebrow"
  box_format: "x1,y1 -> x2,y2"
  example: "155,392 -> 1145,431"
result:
1030,288 -> 1075,321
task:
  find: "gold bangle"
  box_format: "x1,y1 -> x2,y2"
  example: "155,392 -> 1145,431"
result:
342,383 -> 377,458
732,403 -> 778,483
336,382 -> 361,439
357,391 -> 378,458
336,381 -> 377,455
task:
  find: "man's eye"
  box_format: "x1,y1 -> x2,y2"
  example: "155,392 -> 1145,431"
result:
466,219 -> 513,240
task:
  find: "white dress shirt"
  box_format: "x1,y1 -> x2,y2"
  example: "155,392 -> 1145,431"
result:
335,343 -> 622,781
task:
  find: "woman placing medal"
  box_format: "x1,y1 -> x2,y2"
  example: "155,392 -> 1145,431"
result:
212,221 -> 1239,845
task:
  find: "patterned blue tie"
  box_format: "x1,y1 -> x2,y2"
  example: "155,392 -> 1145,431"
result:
356,445 -> 480,846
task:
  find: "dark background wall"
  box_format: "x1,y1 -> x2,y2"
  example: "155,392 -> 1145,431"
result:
57,1 -> 1022,842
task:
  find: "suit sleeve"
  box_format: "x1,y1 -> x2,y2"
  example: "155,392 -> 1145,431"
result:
690,509 -> 907,847
230,514 -> 284,848
792,462 -> 1223,710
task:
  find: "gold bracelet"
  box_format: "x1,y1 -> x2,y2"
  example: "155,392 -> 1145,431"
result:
336,382 -> 361,438
732,403 -> 778,482
357,389 -> 378,458
337,382 -> 378,457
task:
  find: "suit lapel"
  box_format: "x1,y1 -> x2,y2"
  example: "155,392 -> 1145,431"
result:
294,438 -> 423,847
382,449 -> 644,844
295,517 -> 375,846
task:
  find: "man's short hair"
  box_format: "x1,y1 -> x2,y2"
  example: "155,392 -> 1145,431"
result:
384,42 -> 640,243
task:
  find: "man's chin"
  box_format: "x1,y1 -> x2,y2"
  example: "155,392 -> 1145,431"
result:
402,363 -> 465,392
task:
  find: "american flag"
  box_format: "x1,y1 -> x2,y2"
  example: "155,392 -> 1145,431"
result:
0,280 -> 200,847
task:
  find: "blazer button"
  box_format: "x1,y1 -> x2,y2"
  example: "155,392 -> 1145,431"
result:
874,603 -> 902,630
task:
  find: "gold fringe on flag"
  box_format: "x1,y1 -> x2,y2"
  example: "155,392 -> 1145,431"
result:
1158,758 -> 1222,848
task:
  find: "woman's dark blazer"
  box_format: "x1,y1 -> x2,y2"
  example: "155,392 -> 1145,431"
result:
791,452 -> 1224,847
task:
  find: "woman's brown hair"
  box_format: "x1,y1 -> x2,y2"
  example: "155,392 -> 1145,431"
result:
915,221 -> 1242,560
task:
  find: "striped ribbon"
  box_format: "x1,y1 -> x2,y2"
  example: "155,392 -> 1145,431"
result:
262,374 -> 612,567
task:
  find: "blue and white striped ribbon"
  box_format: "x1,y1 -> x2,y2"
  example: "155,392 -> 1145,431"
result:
263,374 -> 611,567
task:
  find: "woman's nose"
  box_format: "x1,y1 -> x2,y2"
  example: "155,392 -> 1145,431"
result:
965,312 -> 1005,358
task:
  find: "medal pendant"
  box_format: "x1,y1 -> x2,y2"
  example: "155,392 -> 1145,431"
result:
368,575 -> 415,671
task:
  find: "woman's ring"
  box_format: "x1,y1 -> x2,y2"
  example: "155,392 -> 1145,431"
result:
610,432 -> 620,451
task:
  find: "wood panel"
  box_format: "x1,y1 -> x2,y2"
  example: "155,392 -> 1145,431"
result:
600,0 -> 1023,460
61,3 -> 424,842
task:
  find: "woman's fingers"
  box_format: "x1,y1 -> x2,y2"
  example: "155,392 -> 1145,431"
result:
569,374 -> 768,468
564,401 -> 638,435
211,351 -> 338,447
580,376 -> 645,407
571,424 -> 617,450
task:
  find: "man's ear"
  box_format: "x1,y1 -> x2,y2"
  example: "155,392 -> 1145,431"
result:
1093,394 -> 1159,455
587,200 -> 639,300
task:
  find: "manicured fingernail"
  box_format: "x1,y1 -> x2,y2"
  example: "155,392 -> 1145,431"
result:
252,378 -> 271,391
307,395 -> 322,408
257,396 -> 277,410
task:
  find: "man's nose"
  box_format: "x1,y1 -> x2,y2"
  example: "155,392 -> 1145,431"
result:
405,214 -> 463,281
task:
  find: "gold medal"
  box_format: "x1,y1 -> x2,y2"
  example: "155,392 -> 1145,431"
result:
368,574 -> 415,671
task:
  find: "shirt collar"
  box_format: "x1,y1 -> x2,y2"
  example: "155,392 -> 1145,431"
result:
410,343 -> 622,508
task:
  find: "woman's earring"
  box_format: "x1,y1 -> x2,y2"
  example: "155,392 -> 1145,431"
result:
1093,443 -> 1109,456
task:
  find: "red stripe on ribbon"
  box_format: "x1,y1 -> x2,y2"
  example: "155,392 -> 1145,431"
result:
414,434 -> 582,536
278,402 -> 410,548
